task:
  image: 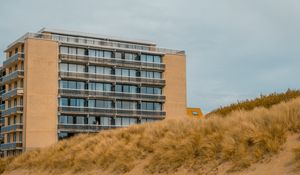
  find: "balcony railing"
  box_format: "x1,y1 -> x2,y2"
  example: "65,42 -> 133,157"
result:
59,71 -> 165,86
8,32 -> 185,55
58,124 -> 123,132
2,106 -> 23,117
0,117 -> 4,125
0,90 -> 5,95
2,70 -> 24,84
1,124 -> 23,133
0,142 -> 22,150
0,104 -> 5,111
60,54 -> 165,70
58,106 -> 166,117
3,53 -> 24,68
59,88 -> 165,102
1,88 -> 24,101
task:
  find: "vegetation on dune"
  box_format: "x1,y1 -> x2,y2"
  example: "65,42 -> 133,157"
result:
207,89 -> 300,117
0,98 -> 300,174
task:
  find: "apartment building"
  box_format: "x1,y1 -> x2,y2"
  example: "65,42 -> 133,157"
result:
0,28 -> 187,157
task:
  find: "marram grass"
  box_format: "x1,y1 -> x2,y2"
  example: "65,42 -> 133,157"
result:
1,98 -> 300,174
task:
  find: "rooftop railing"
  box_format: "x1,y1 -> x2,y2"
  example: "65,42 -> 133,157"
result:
7,32 -> 185,55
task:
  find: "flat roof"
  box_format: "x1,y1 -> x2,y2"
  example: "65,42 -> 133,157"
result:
39,28 -> 157,46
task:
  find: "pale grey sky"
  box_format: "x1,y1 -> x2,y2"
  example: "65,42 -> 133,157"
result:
1,0 -> 299,113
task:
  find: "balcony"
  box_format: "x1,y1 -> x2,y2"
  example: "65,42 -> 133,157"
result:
59,89 -> 165,102
0,142 -> 22,150
0,104 -> 5,111
60,54 -> 165,71
2,106 -> 23,117
0,117 -> 4,126
58,106 -> 166,117
2,70 -> 24,84
1,124 -> 23,133
58,124 -> 122,132
0,90 -> 5,95
1,88 -> 24,101
3,53 -> 24,68
59,72 -> 165,86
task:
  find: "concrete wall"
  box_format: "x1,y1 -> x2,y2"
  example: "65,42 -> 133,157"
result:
24,38 -> 58,150
163,53 -> 187,119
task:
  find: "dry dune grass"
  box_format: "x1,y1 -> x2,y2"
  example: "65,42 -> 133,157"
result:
1,98 -> 300,175
207,89 -> 300,117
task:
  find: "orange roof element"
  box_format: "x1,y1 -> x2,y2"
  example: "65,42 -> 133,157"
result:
186,108 -> 203,119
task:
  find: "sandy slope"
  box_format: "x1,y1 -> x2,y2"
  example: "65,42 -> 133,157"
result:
3,134 -> 299,175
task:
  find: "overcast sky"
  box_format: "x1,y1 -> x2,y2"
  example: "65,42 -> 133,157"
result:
1,0 -> 299,113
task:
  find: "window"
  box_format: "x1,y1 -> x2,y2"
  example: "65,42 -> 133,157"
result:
115,118 -> 122,126
88,116 -> 96,125
89,49 -> 96,57
141,102 -> 162,111
115,84 -> 137,93
59,116 -> 68,124
60,80 -> 85,89
96,50 -> 104,57
89,66 -> 111,75
192,111 -> 199,116
60,98 -> 85,107
101,117 -> 111,126
88,82 -> 112,91
115,52 -> 122,59
124,53 -> 137,61
69,81 -> 76,89
19,132 -> 22,142
60,63 -> 85,73
88,66 -> 96,73
115,117 -> 137,126
76,116 -> 85,124
60,63 -> 68,72
67,116 -> 74,124
7,134 -> 10,143
60,47 -> 68,54
77,82 -> 85,89
141,54 -> 162,63
153,55 -> 162,63
116,101 -> 137,109
77,65 -> 85,72
88,100 -> 95,107
104,51 -> 112,58
141,87 -> 162,94
69,64 -> 76,72
77,48 -> 85,56
89,100 -> 112,108
115,68 -> 136,77
69,48 -> 77,55
141,71 -> 161,79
